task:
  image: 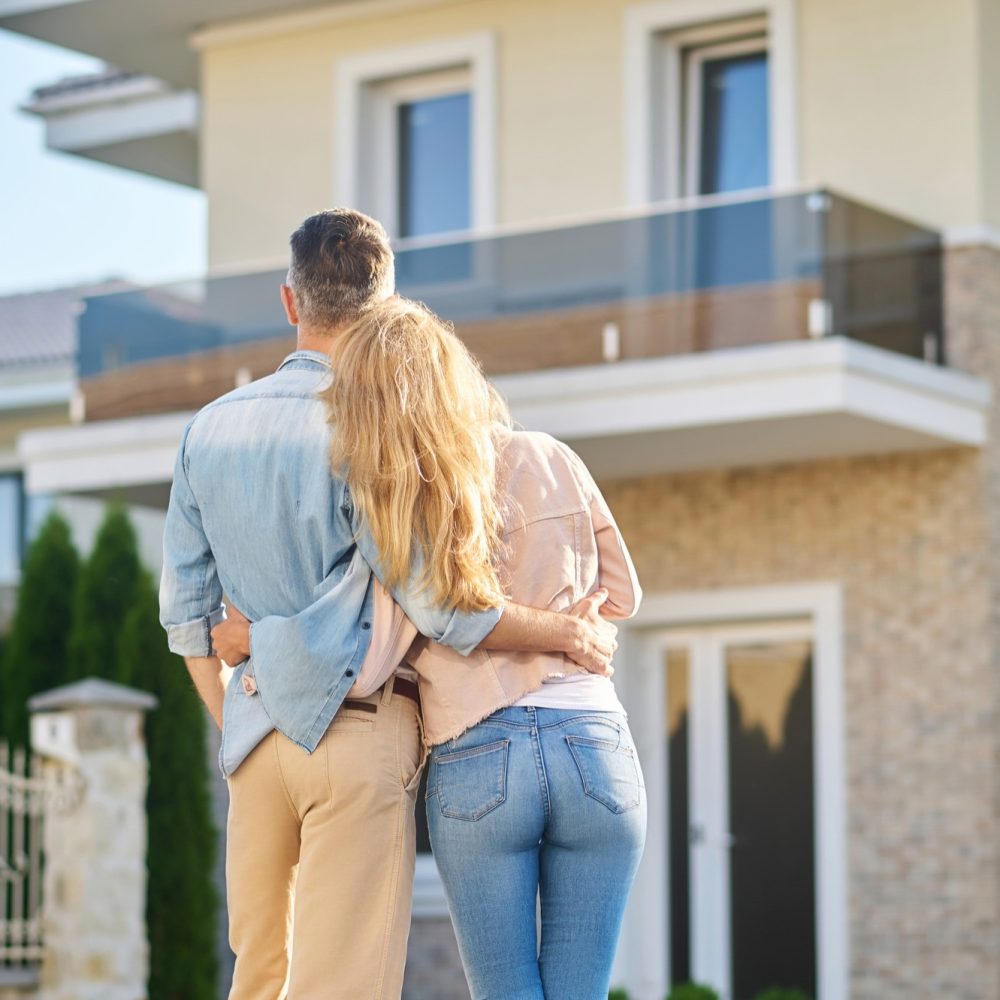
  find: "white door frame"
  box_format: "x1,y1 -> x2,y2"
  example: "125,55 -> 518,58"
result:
612,583 -> 847,1000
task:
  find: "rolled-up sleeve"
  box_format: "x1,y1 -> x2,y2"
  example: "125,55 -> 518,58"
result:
159,421 -> 224,656
352,514 -> 502,656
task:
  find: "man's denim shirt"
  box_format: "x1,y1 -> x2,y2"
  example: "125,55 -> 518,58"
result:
159,350 -> 502,777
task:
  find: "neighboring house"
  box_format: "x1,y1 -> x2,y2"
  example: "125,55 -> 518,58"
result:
0,283 -> 168,601
0,284 -> 94,626
3,1 -> 1000,999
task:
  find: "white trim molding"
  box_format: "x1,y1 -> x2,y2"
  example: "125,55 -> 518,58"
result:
33,90 -> 198,151
334,33 -> 497,235
0,378 -> 74,413
18,410 -> 193,495
190,0 -> 472,51
0,0 -> 88,15
943,223 -> 1000,251
616,582 -> 848,1000
17,337 -> 992,495
624,0 -> 798,206
497,336 -> 991,480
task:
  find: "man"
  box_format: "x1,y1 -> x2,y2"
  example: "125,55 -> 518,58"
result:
159,208 -> 617,1000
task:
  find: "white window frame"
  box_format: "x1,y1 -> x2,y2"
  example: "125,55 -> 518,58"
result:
624,0 -> 798,207
682,29 -> 770,197
611,582 -> 847,1000
366,66 -> 473,238
335,34 -> 496,238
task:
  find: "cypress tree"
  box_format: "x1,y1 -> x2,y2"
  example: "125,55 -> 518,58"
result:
120,568 -> 218,1000
0,511 -> 79,747
67,505 -> 142,684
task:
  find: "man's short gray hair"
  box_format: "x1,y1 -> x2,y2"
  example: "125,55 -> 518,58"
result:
287,208 -> 395,328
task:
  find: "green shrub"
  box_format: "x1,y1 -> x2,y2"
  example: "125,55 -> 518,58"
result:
0,512 -> 79,746
120,568 -> 218,1000
5,503 -> 218,1000
608,990 -> 631,1000
67,505 -> 142,683
753,990 -> 812,1000
667,984 -> 721,1000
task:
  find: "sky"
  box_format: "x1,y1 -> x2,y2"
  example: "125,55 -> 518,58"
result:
0,28 -> 206,296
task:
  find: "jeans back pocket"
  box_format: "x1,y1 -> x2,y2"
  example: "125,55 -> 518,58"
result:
432,739 -> 509,821
566,735 -> 641,814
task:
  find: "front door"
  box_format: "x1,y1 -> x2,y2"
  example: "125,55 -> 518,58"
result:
663,622 -> 817,1000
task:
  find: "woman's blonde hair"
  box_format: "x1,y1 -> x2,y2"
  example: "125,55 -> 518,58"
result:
323,297 -> 511,612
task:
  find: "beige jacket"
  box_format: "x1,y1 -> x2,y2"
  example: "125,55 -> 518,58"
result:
351,429 -> 642,746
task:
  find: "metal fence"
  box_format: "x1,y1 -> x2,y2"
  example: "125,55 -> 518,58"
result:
0,741 -> 84,985
0,743 -> 44,976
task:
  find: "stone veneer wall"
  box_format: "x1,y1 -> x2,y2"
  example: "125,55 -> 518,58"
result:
602,438 -> 999,998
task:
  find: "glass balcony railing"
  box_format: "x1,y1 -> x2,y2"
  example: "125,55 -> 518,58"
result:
77,189 -> 943,421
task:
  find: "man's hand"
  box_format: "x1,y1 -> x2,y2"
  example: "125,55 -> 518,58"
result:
211,606 -> 252,666
564,590 -> 618,676
477,589 -> 619,676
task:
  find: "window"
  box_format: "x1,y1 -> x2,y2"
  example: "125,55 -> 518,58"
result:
0,476 -> 54,585
624,1 -> 796,206
668,18 -> 771,199
684,34 -> 770,195
336,35 -> 496,241
0,475 -> 21,584
398,90 -> 471,237
366,69 -> 472,239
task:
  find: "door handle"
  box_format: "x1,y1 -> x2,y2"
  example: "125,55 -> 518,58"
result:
689,824 -> 739,849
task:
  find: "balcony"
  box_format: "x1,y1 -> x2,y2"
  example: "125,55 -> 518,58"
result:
19,189 -> 990,494
20,69 -> 198,187
0,0 -> 330,88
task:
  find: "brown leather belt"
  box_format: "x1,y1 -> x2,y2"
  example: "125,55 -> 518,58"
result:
392,676 -> 421,706
342,677 -> 420,714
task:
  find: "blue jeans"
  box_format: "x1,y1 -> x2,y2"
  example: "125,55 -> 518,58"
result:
426,706 -> 647,1000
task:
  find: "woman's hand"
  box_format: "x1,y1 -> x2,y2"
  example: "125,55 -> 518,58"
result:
211,606 -> 252,666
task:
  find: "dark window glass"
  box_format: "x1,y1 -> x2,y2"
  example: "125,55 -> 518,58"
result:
398,92 -> 471,238
666,649 -> 691,987
699,51 -> 770,194
415,766 -> 432,854
0,474 -> 23,584
726,642 -> 816,999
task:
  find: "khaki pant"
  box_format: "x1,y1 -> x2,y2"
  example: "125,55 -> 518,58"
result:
226,680 -> 424,1000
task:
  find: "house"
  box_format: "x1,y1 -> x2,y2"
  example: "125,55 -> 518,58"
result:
0,286 -> 77,627
3,0 -> 1000,997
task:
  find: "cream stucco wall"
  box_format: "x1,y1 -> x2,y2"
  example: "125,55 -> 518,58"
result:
200,0 -> 996,269
0,405 -> 69,469
201,0 -> 625,269
976,0 -> 1000,231
797,0 -> 983,231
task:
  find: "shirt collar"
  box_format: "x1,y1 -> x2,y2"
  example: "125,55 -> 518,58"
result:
276,349 -> 333,373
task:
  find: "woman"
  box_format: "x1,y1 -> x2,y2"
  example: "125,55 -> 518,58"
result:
212,297 -> 646,1000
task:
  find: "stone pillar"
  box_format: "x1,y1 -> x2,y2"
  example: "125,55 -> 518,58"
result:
28,678 -> 157,1000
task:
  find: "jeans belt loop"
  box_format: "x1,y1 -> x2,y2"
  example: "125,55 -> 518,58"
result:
380,676 -> 395,707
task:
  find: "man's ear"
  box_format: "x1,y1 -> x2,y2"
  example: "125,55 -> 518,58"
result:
280,284 -> 299,327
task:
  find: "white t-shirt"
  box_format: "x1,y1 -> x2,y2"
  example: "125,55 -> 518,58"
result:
513,672 -> 624,712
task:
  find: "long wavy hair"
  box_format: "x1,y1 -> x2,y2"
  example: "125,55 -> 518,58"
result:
323,297 -> 511,612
